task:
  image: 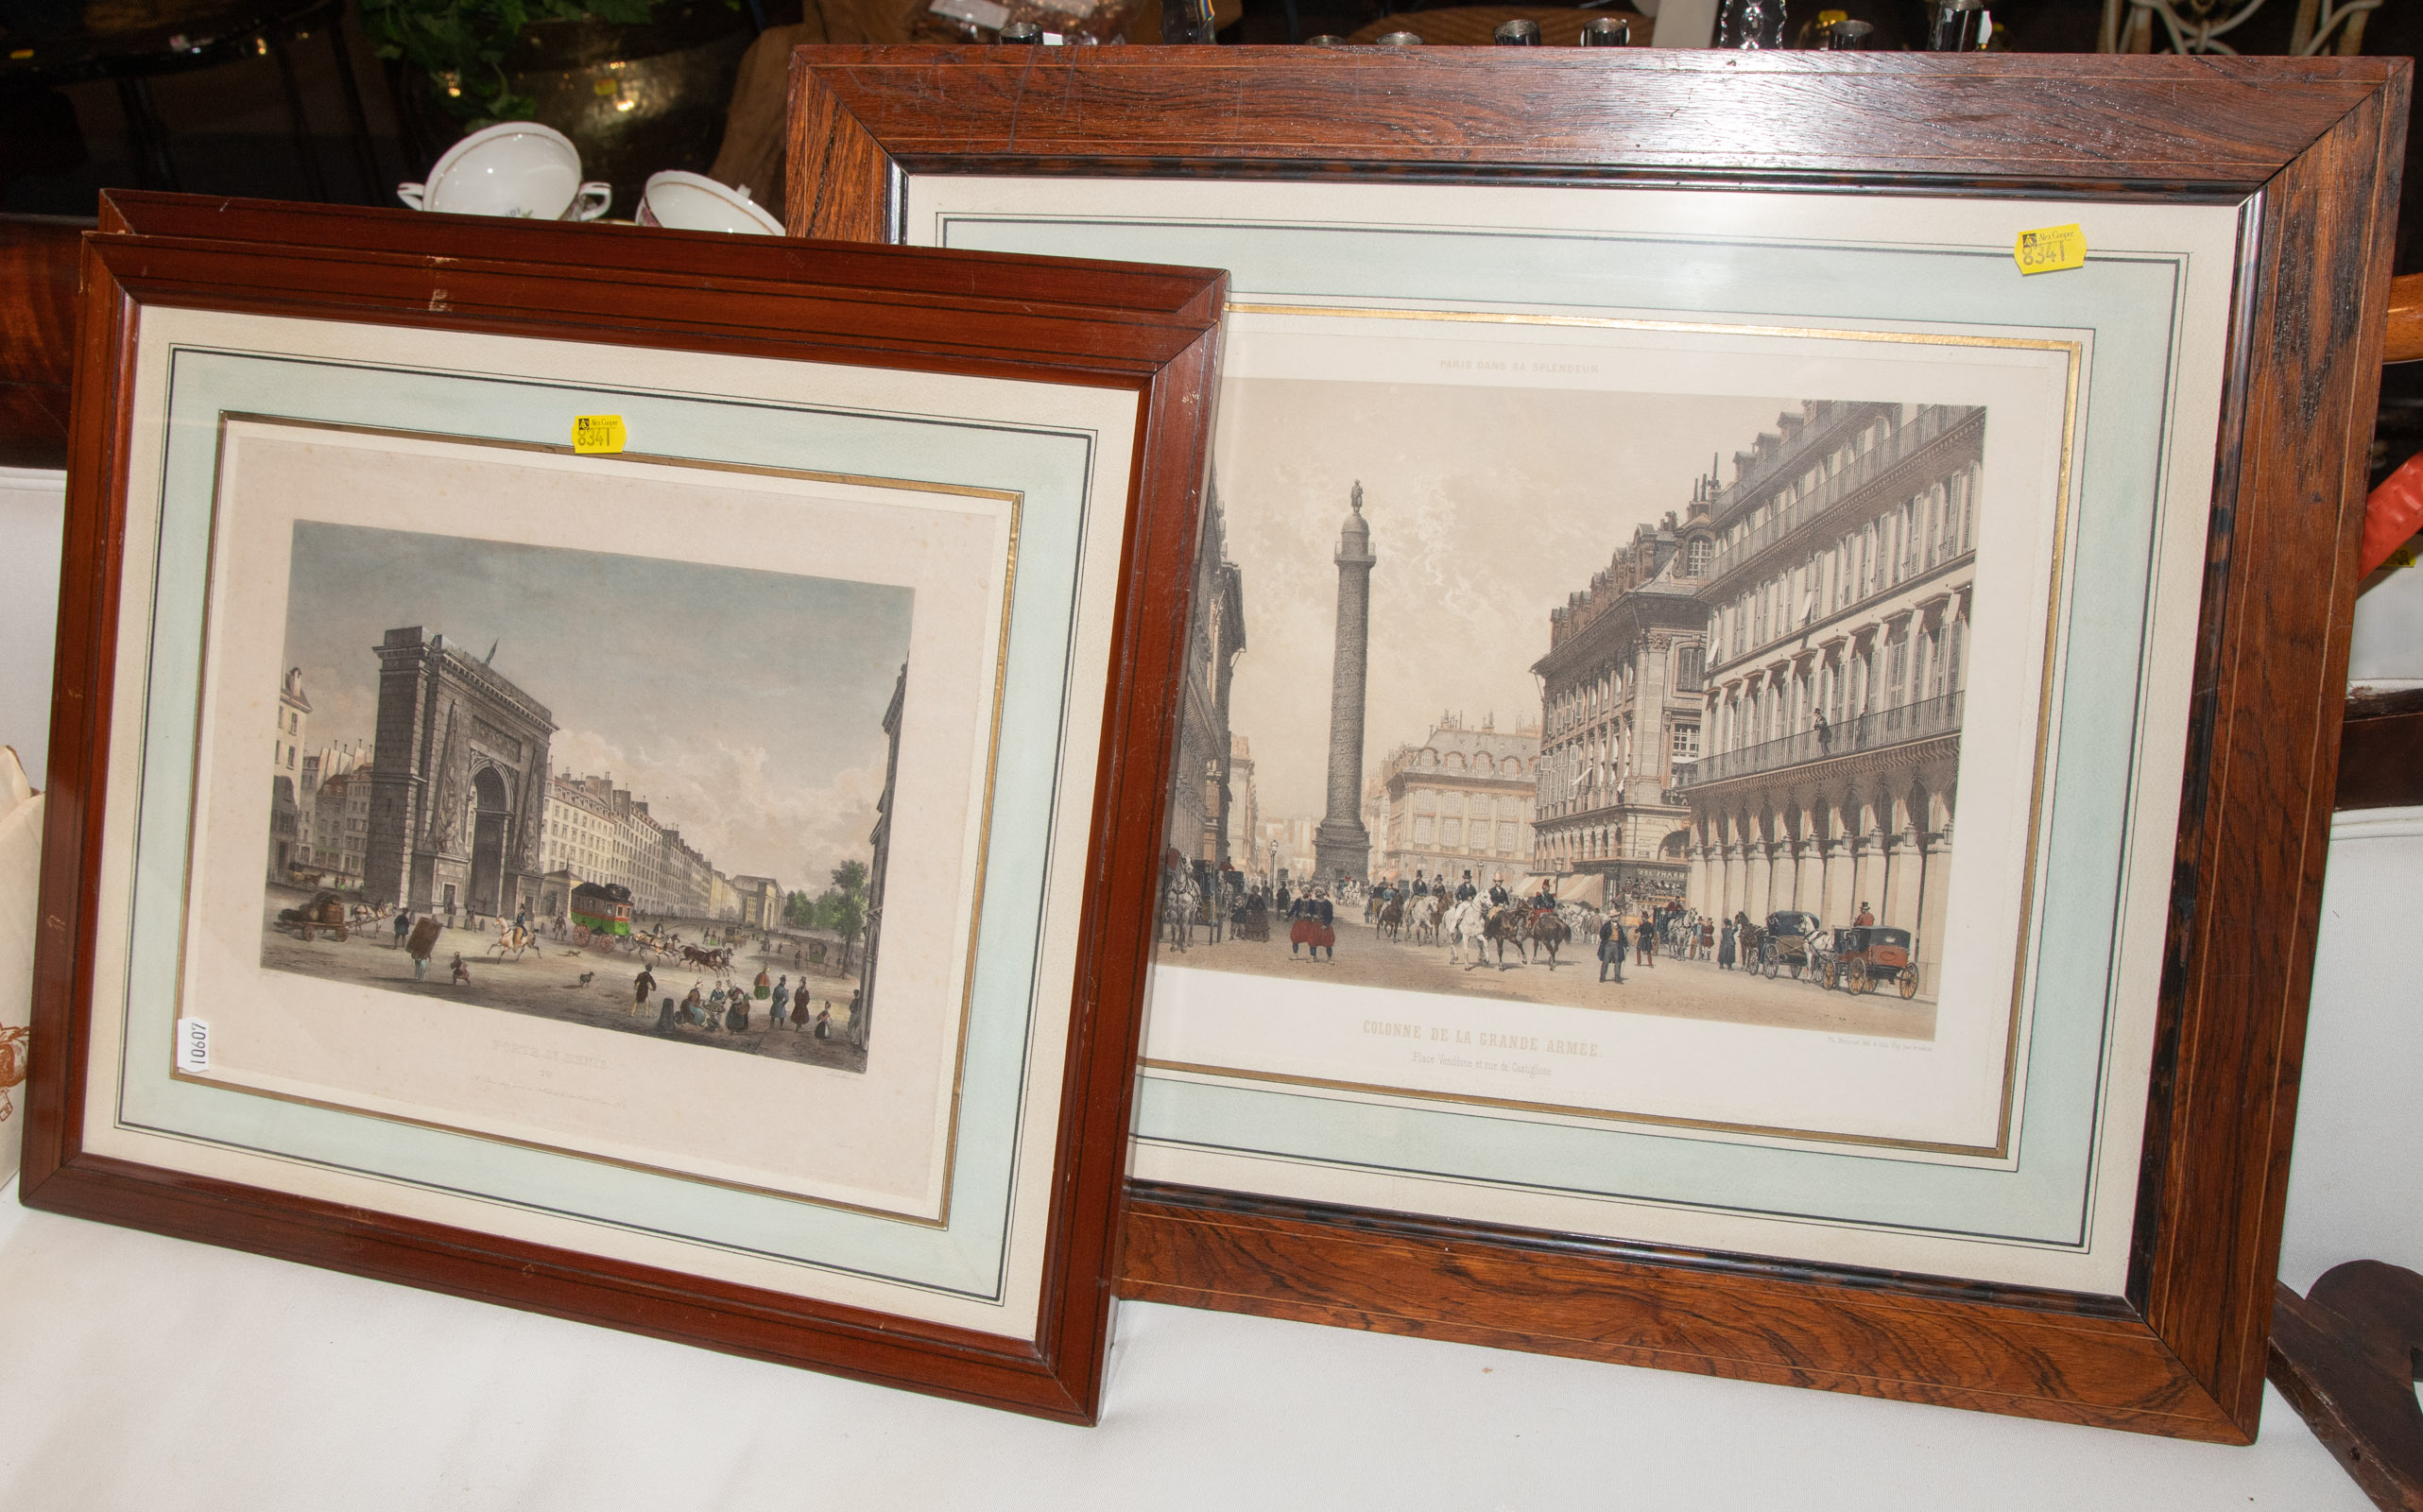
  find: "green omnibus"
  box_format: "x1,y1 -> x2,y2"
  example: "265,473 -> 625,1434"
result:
571,881 -> 632,938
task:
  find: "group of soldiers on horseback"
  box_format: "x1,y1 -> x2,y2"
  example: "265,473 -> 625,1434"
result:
1350,868 -> 1576,970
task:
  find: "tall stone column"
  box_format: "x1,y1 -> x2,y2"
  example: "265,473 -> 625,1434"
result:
1914,833 -> 1951,1000
1314,484 -> 1376,884
1821,833 -> 1857,929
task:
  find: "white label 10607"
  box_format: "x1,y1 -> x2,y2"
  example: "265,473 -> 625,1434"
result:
175,1018 -> 211,1074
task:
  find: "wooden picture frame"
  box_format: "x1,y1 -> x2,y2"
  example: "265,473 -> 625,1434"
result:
23,190 -> 1225,1424
783,48 -> 2404,1441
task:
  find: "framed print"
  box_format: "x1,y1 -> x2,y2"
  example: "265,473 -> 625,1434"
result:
23,190 -> 1225,1423
784,49 -> 2406,1438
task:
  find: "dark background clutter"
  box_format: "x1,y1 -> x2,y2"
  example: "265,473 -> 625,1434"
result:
6,0 -> 2423,476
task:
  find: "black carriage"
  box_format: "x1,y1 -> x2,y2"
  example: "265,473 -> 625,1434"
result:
1823,926 -> 1921,999
1758,910 -> 1823,979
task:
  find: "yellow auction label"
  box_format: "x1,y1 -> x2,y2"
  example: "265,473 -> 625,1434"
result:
571,415 -> 626,454
2015,224 -> 2087,276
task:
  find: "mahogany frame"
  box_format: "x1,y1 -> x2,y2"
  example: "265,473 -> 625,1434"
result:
782,47 -> 2408,1441
21,189 -> 1226,1425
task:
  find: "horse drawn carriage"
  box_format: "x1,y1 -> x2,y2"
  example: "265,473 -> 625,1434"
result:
1823,926 -> 1921,999
1757,910 -> 1824,979
571,881 -> 632,953
275,888 -> 360,942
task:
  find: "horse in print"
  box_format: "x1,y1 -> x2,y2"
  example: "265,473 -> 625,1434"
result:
1443,899 -> 1493,970
1525,907 -> 1571,969
485,921 -> 541,961
1378,894 -> 1405,941
1478,905 -> 1533,969
1160,869 -> 1199,952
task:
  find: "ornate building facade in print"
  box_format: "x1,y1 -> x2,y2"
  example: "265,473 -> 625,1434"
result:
1371,713 -> 1540,891
1531,495 -> 1718,904
1224,735 -> 1260,877
361,627 -> 556,920
536,771 -> 721,922
1675,401 -> 1981,995
857,660 -> 906,1050
1166,481 -> 1246,874
268,666 -> 313,877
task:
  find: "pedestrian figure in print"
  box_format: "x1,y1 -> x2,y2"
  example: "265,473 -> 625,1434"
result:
771,976 -> 790,1027
632,966 -> 655,1015
450,953 -> 470,987
815,1005 -> 833,1040
1718,919 -> 1738,970
406,915 -> 440,981
1636,919 -> 1655,968
1598,916 -> 1624,984
1289,888 -> 1336,960
390,908 -> 411,950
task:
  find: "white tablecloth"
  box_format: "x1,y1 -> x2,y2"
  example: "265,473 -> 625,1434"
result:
0,1179 -> 2380,1512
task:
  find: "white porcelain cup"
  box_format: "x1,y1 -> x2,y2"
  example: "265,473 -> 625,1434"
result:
636,171 -> 784,235
396,121 -> 611,221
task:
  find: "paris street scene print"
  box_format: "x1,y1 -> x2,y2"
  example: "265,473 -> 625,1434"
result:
1160,382 -> 1982,1042
262,522 -> 912,1074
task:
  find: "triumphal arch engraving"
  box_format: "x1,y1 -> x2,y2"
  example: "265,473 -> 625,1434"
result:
361,627 -> 556,921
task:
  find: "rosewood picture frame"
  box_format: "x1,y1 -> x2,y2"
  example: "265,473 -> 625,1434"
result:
782,48 -> 2406,1441
22,189 -> 1226,1424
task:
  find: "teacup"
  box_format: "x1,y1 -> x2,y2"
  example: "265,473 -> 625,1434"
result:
397,121 -> 611,221
636,171 -> 784,235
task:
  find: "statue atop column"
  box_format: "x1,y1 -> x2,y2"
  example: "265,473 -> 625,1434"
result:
1314,483 -> 1376,885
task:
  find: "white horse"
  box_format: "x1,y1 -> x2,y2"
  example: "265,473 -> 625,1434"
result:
1442,899 -> 1490,970
1160,871 -> 1199,952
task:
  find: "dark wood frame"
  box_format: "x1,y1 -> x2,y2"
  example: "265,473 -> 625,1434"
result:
782,47 -> 2408,1441
21,189 -> 1226,1425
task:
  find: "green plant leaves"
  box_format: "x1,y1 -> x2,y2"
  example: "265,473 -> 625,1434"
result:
362,0 -> 684,129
